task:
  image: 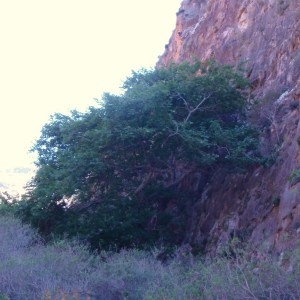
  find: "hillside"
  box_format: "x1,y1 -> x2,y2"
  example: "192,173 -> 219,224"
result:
10,0 -> 300,261
1,1 -> 300,298
158,0 -> 300,255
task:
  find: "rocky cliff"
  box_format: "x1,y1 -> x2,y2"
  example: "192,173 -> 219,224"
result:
158,0 -> 300,257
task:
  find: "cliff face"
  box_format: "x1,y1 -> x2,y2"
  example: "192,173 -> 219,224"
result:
159,0 -> 299,96
158,0 -> 300,256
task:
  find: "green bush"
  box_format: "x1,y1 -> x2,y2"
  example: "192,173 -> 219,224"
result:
18,60 -> 261,250
0,192 -> 18,216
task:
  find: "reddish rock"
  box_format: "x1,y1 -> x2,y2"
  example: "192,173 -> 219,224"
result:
159,0 -> 299,96
158,0 -> 300,255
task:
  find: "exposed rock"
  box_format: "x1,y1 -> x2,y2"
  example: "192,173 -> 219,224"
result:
159,0 -> 299,97
158,0 -> 300,255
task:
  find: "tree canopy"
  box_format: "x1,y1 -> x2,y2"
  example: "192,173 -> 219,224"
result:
18,61 -> 261,250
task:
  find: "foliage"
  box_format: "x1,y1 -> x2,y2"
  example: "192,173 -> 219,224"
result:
18,60 -> 261,250
0,192 -> 18,216
289,168 -> 300,185
0,215 -> 300,300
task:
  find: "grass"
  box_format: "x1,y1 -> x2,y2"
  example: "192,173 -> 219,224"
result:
0,215 -> 299,299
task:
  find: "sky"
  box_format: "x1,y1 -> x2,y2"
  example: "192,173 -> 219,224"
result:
0,0 -> 181,173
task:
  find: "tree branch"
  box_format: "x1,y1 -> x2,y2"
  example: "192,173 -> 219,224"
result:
134,171 -> 153,195
184,94 -> 212,123
175,92 -> 212,123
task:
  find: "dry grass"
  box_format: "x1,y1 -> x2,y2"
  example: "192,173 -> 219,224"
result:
0,216 -> 299,299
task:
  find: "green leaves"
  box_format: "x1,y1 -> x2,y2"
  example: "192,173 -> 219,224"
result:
19,60 -> 261,250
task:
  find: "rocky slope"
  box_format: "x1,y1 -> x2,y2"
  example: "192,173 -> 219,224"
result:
158,0 -> 300,257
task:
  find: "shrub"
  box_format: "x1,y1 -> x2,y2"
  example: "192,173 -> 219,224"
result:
0,215 -> 300,299
0,192 -> 18,216
18,60 -> 262,251
0,216 -> 96,299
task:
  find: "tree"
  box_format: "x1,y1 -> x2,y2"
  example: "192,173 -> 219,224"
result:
18,60 -> 261,250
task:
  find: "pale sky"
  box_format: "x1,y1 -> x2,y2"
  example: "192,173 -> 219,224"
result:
0,0 -> 181,171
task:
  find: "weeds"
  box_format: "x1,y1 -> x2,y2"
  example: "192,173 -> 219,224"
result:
0,216 -> 299,299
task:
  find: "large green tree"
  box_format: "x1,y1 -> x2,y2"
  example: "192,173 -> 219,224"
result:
18,61 -> 261,250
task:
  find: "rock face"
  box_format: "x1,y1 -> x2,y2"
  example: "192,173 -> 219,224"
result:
159,0 -> 299,97
158,0 -> 300,255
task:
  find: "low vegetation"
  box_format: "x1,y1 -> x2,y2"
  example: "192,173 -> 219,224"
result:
0,215 -> 299,299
